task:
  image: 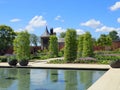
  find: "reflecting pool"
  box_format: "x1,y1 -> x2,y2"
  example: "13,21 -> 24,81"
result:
0,68 -> 106,90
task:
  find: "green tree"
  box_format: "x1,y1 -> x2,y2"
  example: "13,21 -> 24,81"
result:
0,25 -> 16,55
109,30 -> 119,41
13,31 -> 30,60
97,34 -> 112,50
59,32 -> 66,38
82,32 -> 94,57
30,34 -> 39,46
77,35 -> 84,58
64,29 -> 77,62
49,35 -> 58,57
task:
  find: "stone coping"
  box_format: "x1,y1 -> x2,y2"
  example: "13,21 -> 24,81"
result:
88,68 -> 120,90
0,62 -> 110,70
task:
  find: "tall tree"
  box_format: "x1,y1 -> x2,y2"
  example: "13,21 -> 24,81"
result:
109,30 -> 119,41
59,32 -> 66,38
0,25 -> 16,55
77,35 -> 84,58
82,32 -> 94,57
64,29 -> 77,62
13,31 -> 30,60
30,34 -> 39,46
97,34 -> 112,50
49,35 -> 58,57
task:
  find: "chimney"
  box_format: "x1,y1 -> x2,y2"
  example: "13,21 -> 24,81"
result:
50,28 -> 53,35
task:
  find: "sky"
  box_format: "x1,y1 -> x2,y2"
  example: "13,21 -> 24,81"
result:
0,0 -> 120,39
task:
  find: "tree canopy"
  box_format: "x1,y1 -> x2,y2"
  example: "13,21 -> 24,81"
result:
109,30 -> 119,41
59,32 -> 66,38
30,34 -> 39,46
0,25 -> 16,55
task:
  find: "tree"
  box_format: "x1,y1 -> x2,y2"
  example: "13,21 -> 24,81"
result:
109,30 -> 119,41
13,31 -> 30,60
49,35 -> 58,57
77,35 -> 84,58
30,34 -> 39,46
82,32 -> 94,57
97,34 -> 112,50
59,32 -> 66,38
64,29 -> 77,62
0,25 -> 16,55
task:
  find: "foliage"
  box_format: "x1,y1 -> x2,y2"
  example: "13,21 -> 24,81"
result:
82,32 -> 94,57
0,56 -> 8,62
74,57 -> 96,64
97,34 -> 112,50
0,25 -> 16,55
49,35 -> 58,58
7,55 -> 17,61
77,35 -> 84,58
59,32 -> 66,38
48,59 -> 66,64
109,30 -> 119,41
30,34 -> 39,46
13,31 -> 30,61
64,29 -> 77,62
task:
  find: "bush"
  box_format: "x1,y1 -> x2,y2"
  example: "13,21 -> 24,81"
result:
48,59 -> 66,64
0,56 -> 8,62
74,57 -> 96,63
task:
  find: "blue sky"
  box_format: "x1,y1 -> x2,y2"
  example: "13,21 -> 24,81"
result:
0,0 -> 120,38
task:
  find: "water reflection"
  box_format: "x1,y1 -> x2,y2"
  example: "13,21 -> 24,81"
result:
80,70 -> 93,89
64,70 -> 77,90
18,69 -> 30,90
0,68 -> 18,89
50,69 -> 58,82
0,68 -> 106,90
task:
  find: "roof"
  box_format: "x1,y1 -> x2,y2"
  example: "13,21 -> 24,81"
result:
41,26 -> 50,37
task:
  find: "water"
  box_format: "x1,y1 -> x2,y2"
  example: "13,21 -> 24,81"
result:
0,68 -> 106,90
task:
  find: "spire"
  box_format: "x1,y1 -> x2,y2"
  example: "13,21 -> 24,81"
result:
45,26 -> 49,34
41,26 -> 50,37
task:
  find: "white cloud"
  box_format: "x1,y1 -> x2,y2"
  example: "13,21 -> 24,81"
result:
76,29 -> 85,35
117,18 -> 120,23
15,28 -> 24,32
110,2 -> 120,11
55,16 -> 61,20
81,19 -> 102,28
10,18 -> 21,22
55,15 -> 64,22
54,27 -> 66,33
25,15 -> 47,31
96,26 -> 120,32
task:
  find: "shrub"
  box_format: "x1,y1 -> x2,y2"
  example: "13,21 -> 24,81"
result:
0,56 -> 8,62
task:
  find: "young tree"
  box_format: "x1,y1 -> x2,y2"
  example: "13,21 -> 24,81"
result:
13,31 -> 30,60
49,35 -> 58,57
77,35 -> 84,58
0,25 -> 16,55
82,32 -> 94,57
64,29 -> 77,62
